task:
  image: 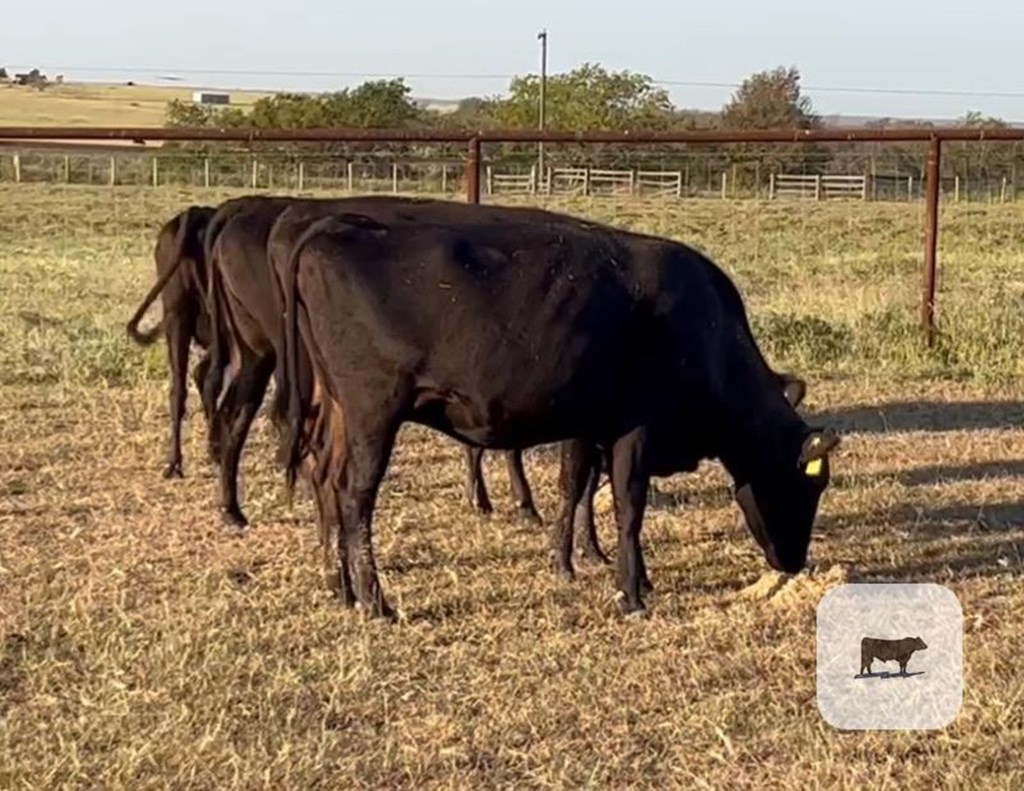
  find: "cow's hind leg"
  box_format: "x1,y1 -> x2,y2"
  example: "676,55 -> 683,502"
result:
311,478 -> 355,607
162,318 -> 192,479
334,405 -> 402,621
505,450 -> 542,524
609,428 -> 651,615
552,440 -> 600,581
464,445 -> 493,514
573,452 -> 611,567
216,353 -> 274,528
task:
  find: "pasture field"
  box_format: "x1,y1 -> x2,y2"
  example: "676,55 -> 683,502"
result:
1,184 -> 1023,787
0,82 -> 270,129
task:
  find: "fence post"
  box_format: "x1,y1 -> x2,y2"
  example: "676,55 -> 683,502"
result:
908,176 -> 914,200
204,157 -> 210,188
584,167 -> 591,197
814,174 -> 822,201
954,176 -> 960,202
466,137 -> 482,204
769,173 -> 776,200
922,138 -> 941,347
720,172 -> 727,200
12,154 -> 20,183
298,160 -> 305,191
391,162 -> 399,193
63,155 -> 70,183
151,157 -> 159,187
250,157 -> 258,189
441,164 -> 448,193
347,161 -> 354,192
485,166 -> 493,195
1001,176 -> 1008,203
109,156 -> 116,186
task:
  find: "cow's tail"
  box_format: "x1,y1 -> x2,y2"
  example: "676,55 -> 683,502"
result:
283,212 -> 386,495
202,240 -> 231,418
200,207 -> 233,318
284,218 -> 327,496
125,206 -> 198,346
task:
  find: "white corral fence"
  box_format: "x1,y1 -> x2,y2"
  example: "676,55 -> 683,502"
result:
486,167 -> 684,198
769,173 -> 868,201
636,170 -> 683,198
485,166 -> 537,196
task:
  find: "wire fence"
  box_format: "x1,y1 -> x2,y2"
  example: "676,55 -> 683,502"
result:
2,145 -> 1023,204
5,125 -> 1024,347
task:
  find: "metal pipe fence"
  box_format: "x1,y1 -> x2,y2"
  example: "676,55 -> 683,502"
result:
4,124 -> 1024,343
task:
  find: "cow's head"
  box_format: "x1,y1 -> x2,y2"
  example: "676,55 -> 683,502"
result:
733,425 -> 840,574
912,636 -> 927,651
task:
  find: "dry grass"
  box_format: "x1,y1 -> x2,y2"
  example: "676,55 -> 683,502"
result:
0,82 -> 269,128
1,185 -> 1023,788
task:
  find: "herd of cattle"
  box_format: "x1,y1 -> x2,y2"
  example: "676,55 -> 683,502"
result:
125,194 -> 841,620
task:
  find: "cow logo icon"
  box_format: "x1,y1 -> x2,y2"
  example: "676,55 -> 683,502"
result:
858,636 -> 927,678
816,583 -> 962,730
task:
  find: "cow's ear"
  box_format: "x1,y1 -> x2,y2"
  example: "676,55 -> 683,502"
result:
798,428 -> 840,476
779,373 -> 807,409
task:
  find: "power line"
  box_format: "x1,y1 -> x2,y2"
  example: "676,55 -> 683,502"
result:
10,63 -> 1024,101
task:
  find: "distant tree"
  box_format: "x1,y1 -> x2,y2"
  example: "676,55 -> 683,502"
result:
164,98 -> 249,132
0,67 -> 8,81
489,63 -> 675,167
946,111 -> 1013,194
493,63 -> 674,132
720,66 -> 828,176
245,79 -> 423,129
437,96 -> 501,129
722,66 -> 818,130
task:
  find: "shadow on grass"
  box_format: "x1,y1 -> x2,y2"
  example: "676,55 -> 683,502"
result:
813,399 -> 1024,434
854,671 -> 925,680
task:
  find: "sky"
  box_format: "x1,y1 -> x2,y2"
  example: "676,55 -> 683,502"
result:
5,0 -> 1024,122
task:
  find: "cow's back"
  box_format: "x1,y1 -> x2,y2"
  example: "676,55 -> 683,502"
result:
295,215 -> 675,446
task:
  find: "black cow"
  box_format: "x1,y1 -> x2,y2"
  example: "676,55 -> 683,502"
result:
860,636 -> 927,676
201,195 -> 544,528
275,204 -> 840,619
261,197 -> 808,571
125,205 -> 217,479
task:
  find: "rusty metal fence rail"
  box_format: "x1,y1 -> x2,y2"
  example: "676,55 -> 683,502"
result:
4,124 -> 1024,344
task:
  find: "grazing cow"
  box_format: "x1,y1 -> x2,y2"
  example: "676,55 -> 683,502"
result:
260,197 -> 810,568
125,205 -> 217,478
202,194 -> 543,528
860,636 -> 927,676
275,204 -> 840,619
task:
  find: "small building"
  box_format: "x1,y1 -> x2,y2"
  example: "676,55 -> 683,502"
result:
192,91 -> 230,105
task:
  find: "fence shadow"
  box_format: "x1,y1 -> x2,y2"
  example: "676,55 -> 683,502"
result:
893,459 -> 1024,487
811,400 -> 1024,434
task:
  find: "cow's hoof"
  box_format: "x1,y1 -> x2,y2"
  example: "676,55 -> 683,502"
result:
577,545 -> 612,568
641,576 -> 655,595
222,507 -> 249,530
552,557 -> 575,582
356,599 -> 396,622
615,590 -> 648,617
516,505 -> 543,526
471,500 -> 494,516
162,462 -> 184,479
325,572 -> 356,608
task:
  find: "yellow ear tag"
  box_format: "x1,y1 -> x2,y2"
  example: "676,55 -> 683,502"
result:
805,458 -> 823,477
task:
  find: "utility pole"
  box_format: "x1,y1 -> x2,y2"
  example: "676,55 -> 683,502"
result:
537,29 -> 547,190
